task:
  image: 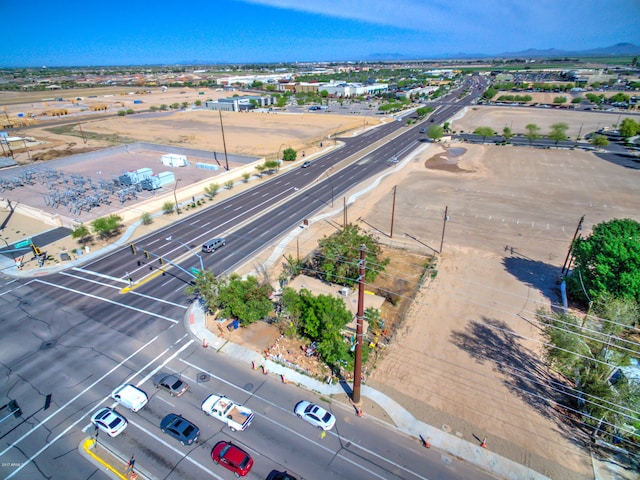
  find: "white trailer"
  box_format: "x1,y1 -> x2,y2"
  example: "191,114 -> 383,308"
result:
161,154 -> 188,167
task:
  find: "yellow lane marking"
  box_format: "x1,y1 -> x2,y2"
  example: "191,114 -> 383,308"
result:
120,268 -> 167,294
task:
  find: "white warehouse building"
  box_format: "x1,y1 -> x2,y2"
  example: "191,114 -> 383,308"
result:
321,81 -> 388,97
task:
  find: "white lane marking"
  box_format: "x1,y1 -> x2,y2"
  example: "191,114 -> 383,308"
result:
155,396 -> 175,407
128,419 -> 224,479
179,359 -> 428,480
70,267 -> 127,283
5,338 -> 195,479
1,334 -> 160,457
61,271 -> 124,288
32,279 -> 179,324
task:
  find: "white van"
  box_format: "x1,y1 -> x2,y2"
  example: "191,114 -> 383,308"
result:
202,238 -> 226,253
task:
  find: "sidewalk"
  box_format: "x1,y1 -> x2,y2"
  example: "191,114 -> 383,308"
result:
187,301 -> 550,480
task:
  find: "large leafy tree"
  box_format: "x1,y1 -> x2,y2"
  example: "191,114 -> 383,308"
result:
568,218 -> 640,304
538,297 -> 639,441
184,270 -> 220,312
525,123 -> 541,146
282,147 -> 297,161
91,214 -> 122,239
217,274 -> 273,326
619,118 -> 640,138
71,224 -> 91,245
549,122 -> 569,147
314,224 -> 389,287
473,126 -> 494,143
426,124 -> 444,142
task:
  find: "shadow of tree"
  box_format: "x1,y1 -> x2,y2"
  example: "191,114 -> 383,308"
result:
450,316 -> 591,449
502,254 -> 560,301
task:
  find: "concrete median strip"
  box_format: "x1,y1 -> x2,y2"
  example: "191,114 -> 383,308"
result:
79,437 -> 146,480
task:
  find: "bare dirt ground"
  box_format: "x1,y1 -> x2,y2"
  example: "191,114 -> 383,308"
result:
2,102 -> 639,479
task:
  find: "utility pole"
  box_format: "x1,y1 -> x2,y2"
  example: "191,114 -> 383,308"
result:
78,123 -> 87,144
439,206 -> 449,254
219,110 -> 230,171
562,215 -> 584,274
390,186 -> 397,238
352,244 -> 366,404
343,197 -> 347,227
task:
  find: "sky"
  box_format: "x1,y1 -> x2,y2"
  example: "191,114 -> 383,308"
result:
4,0 -> 640,67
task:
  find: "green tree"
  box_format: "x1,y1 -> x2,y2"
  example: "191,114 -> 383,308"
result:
553,96 -> 567,104
589,135 -> 609,148
255,164 -> 266,177
184,270 -> 221,313
117,110 -> 127,116
538,297 -> 639,440
619,118 -> 640,138
170,102 -> 179,109
194,99 -> 202,107
224,180 -> 234,190
502,126 -> 513,141
71,224 -> 91,245
282,147 -> 297,161
426,124 -> 444,142
314,224 -> 389,287
549,122 -> 569,147
567,218 -> 640,304
264,160 -> 280,173
91,214 -> 122,239
482,87 -> 497,100
217,274 -> 273,326
242,172 -> 251,183
473,126 -> 494,143
181,101 -> 189,109
525,123 -> 541,145
204,183 -> 220,199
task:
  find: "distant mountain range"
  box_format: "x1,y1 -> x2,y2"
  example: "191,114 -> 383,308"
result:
368,42 -> 640,62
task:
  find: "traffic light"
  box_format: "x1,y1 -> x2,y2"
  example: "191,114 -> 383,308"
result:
130,243 -> 137,255
31,244 -> 42,256
8,399 -> 22,418
144,250 -> 150,259
159,257 -> 164,265
44,394 -> 52,410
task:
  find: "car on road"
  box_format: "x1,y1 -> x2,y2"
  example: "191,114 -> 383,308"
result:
91,407 -> 128,437
419,128 -> 427,133
266,470 -> 298,480
160,413 -> 200,446
294,400 -> 336,431
211,441 -> 253,477
153,372 -> 189,396
111,384 -> 148,412
301,161 -> 311,168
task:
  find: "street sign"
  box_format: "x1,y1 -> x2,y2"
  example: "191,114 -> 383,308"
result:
14,239 -> 31,249
190,267 -> 201,275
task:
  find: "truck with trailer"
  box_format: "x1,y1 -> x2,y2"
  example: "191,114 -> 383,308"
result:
201,394 -> 254,432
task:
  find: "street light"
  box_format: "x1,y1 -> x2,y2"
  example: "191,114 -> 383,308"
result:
173,178 -> 182,215
166,236 -> 204,273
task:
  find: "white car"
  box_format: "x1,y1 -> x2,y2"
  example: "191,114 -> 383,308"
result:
294,400 -> 336,431
111,384 -> 148,412
91,407 -> 128,437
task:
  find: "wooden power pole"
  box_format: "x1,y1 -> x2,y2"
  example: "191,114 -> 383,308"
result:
352,244 -> 366,404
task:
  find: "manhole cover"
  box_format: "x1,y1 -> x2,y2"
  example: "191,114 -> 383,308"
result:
442,424 -> 452,433
197,373 -> 210,383
19,300 -> 31,306
244,383 -> 254,391
40,339 -> 57,350
441,455 -> 452,465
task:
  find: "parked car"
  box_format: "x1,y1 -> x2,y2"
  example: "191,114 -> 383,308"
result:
91,407 -> 128,437
153,373 -> 189,396
211,441 -> 253,477
111,384 -> 148,412
266,470 -> 298,480
160,414 -> 199,446
294,400 -> 336,431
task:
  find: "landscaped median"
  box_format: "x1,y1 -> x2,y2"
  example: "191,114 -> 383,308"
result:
79,436 -> 147,480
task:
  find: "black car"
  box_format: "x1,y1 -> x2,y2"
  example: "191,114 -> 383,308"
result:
266,470 -> 298,480
160,414 -> 200,446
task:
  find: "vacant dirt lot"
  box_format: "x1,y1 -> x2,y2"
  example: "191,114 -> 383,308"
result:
3,99 -> 639,479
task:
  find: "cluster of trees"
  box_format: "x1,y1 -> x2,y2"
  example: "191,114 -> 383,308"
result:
620,118 -> 640,138
496,94 -> 533,103
541,219 -> 640,444
71,214 -> 123,244
182,223 -> 388,371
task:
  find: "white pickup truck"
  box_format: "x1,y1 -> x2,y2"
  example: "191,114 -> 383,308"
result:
201,394 -> 254,432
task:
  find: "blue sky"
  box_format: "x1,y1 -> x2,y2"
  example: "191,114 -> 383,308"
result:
4,0 -> 640,67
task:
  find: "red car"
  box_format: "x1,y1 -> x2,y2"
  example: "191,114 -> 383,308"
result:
211,441 -> 253,477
